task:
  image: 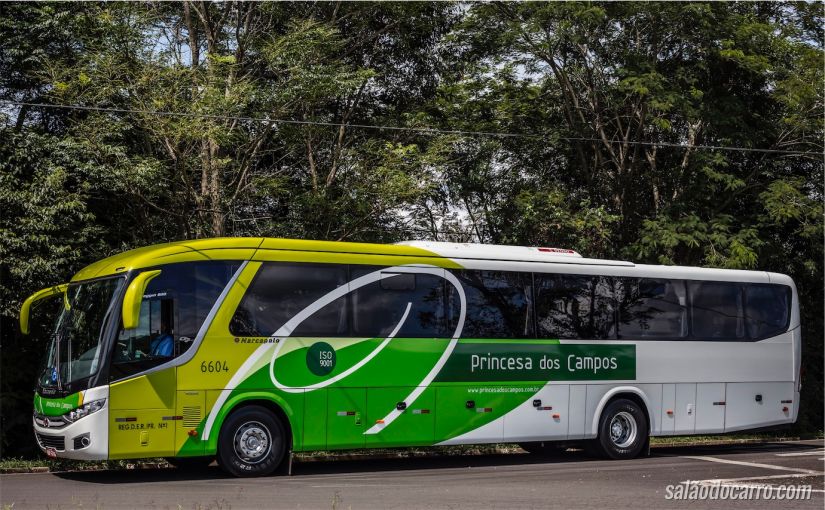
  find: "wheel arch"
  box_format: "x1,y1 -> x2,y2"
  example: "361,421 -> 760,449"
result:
206,392 -> 298,454
590,386 -> 653,438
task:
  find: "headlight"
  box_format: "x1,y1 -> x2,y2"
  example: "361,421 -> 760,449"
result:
63,399 -> 106,423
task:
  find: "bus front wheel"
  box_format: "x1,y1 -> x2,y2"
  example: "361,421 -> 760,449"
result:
592,398 -> 647,460
217,405 -> 286,477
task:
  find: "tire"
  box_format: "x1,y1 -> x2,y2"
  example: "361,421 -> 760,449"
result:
592,398 -> 647,460
519,441 -> 566,456
165,456 -> 214,470
217,405 -> 287,477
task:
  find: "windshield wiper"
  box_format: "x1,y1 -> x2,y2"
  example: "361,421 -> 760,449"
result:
54,328 -> 64,392
51,306 -> 73,393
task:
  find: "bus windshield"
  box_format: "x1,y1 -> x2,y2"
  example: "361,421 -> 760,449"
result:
38,277 -> 123,390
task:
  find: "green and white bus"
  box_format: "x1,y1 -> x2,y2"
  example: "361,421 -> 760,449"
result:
21,238 -> 800,476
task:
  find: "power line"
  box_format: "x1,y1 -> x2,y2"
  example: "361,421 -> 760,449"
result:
2,100 -> 821,156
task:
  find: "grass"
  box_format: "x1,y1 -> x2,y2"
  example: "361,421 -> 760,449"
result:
0,458 -> 49,470
654,429 -> 823,443
296,443 -> 525,459
0,457 -> 170,472
649,432 -> 812,445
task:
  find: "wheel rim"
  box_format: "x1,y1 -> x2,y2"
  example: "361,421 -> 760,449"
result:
609,411 -> 637,449
232,421 -> 272,464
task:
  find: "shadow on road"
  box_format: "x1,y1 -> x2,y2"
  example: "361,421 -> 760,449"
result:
653,440 -> 822,457
54,465 -> 230,483
52,440 -> 822,485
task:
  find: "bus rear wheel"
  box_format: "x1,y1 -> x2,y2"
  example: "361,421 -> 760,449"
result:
217,405 -> 286,477
592,398 -> 647,460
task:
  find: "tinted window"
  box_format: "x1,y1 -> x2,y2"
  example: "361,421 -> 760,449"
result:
745,284 -> 791,339
535,274 -> 615,339
617,278 -> 688,339
351,267 -> 448,338
230,263 -> 348,337
112,261 -> 238,379
690,281 -> 744,339
171,262 -> 240,340
450,270 -> 534,339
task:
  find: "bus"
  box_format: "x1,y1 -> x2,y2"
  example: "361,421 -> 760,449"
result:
21,238 -> 801,477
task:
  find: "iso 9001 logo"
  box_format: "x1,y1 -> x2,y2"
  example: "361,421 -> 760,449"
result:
306,342 -> 336,376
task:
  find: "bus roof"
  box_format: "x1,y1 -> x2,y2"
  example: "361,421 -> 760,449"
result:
396,241 -> 633,266
69,237 -> 779,284
70,237 -> 634,281
72,237 -> 408,281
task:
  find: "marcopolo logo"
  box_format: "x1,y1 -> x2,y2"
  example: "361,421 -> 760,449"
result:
306,342 -> 336,376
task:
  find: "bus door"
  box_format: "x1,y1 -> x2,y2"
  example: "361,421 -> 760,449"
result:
108,297 -> 177,458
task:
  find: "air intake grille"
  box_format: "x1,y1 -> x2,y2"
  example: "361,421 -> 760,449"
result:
34,414 -> 67,429
36,433 -> 65,451
182,406 -> 202,428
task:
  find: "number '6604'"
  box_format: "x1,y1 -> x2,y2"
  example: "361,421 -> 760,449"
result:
201,360 -> 229,373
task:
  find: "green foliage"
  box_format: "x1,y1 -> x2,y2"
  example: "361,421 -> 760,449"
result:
513,192 -> 621,256
634,214 -> 763,269
1,130 -> 124,314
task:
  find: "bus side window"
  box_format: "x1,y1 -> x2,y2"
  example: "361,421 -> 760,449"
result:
450,270 -> 534,339
351,267 -> 447,338
111,297 -> 174,379
617,278 -> 688,339
744,284 -> 791,339
229,262 -> 348,337
689,281 -> 745,340
534,274 -> 615,340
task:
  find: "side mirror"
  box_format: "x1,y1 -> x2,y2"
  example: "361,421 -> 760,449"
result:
121,270 -> 161,330
20,284 -> 68,335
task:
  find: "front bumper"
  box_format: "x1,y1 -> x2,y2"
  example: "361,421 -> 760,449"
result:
33,387 -> 109,461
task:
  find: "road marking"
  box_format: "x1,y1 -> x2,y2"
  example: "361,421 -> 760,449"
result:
775,449 -> 825,457
699,473 -> 824,483
681,455 -> 821,474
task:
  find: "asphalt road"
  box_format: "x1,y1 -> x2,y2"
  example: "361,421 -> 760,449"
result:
1,440 -> 823,509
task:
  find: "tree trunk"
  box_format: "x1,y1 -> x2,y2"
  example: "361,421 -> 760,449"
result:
209,138 -> 223,236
